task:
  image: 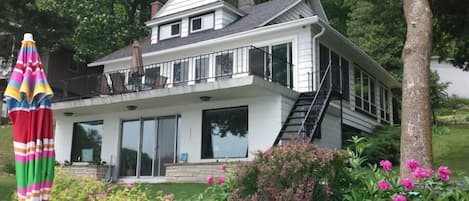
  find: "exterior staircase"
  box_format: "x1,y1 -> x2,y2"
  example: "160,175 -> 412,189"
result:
274,63 -> 334,145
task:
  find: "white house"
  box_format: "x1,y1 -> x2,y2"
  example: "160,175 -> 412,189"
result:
51,0 -> 400,182
430,57 -> 469,98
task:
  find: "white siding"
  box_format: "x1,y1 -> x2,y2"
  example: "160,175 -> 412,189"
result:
270,2 -> 315,25
296,26 -> 313,92
181,17 -> 189,37
214,8 -> 223,30
151,26 -> 158,44
330,102 -> 379,133
155,0 -> 218,18
55,95 -> 286,164
215,8 -> 239,30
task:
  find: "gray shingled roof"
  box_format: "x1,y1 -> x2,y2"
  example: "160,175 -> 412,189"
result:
92,0 -> 300,64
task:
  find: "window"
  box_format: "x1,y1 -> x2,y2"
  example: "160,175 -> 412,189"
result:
249,43 -> 292,87
319,44 -> 350,95
190,13 -> 214,33
159,21 -> 181,40
119,116 -> 180,177
379,84 -> 391,122
215,53 -> 233,79
354,66 -> 377,117
71,121 -> 103,163
173,61 -> 189,85
202,106 -> 248,159
195,57 -> 209,82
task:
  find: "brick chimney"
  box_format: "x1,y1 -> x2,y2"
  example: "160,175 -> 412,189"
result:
151,1 -> 164,19
238,0 -> 254,10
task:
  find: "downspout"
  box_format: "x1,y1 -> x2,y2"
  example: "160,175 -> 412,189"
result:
311,22 -> 325,91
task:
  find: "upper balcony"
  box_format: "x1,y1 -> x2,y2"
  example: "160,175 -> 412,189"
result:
50,46 -> 294,104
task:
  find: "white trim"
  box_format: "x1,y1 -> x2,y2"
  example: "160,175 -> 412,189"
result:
89,16 -> 319,67
147,2 -> 244,27
257,0 -> 303,27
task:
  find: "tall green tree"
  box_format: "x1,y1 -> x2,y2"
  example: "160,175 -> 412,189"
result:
36,0 -> 152,62
431,0 -> 469,70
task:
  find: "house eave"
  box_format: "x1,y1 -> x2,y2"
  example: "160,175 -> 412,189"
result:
89,16 -> 319,67
145,2 -> 245,27
317,19 -> 401,88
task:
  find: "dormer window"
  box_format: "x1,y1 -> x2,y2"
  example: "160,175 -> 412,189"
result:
159,21 -> 181,40
190,13 -> 214,33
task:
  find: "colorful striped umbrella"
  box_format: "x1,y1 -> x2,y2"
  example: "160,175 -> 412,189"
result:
4,33 -> 55,201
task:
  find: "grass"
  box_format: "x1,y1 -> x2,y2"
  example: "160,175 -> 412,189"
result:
0,125 -> 14,172
433,124 -> 469,176
146,183 -> 207,200
0,175 -> 16,201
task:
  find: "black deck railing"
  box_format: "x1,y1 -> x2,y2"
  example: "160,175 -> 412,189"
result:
50,46 -> 293,102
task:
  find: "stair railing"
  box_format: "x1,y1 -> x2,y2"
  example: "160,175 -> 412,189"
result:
297,62 -> 333,141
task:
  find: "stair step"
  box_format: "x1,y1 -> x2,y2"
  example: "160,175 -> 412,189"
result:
294,103 -> 312,107
284,123 -> 303,127
287,116 -> 306,120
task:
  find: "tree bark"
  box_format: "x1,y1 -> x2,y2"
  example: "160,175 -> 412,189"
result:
400,0 -> 433,177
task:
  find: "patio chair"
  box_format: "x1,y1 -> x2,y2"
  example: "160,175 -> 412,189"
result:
155,75 -> 167,89
110,73 -> 127,94
100,75 -> 111,95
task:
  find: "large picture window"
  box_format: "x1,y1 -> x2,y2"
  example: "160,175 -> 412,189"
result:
71,120 -> 103,163
202,106 -> 248,159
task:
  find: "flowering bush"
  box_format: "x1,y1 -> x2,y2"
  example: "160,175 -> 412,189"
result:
193,163 -> 233,201
228,140 -> 349,201
343,137 -> 469,201
50,168 -> 175,201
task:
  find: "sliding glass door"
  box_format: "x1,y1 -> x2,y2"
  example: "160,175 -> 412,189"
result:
119,115 -> 179,177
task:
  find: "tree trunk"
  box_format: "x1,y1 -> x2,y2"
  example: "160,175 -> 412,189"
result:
400,0 -> 433,177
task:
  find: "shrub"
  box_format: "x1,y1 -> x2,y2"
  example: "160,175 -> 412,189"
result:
2,158 -> 16,175
344,125 -> 401,165
50,168 -> 174,201
465,115 -> 469,122
228,140 -> 349,201
432,126 -> 451,135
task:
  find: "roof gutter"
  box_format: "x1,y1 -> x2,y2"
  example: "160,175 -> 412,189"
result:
311,23 -> 325,91
88,16 -> 319,67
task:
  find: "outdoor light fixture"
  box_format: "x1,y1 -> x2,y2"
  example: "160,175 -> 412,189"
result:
63,112 -> 74,117
126,105 -> 138,110
200,96 -> 211,101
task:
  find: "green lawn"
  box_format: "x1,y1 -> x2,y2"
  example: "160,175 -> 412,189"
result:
433,124 -> 469,176
0,175 -> 16,201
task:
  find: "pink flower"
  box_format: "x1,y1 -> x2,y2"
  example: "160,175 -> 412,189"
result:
413,167 -> 434,178
164,193 -> 174,200
393,194 -> 407,201
124,183 -> 134,189
438,166 -> 451,181
217,177 -> 225,185
380,160 -> 393,172
377,180 -> 391,191
206,176 -> 214,185
221,163 -> 227,172
406,159 -> 421,172
399,178 -> 414,190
